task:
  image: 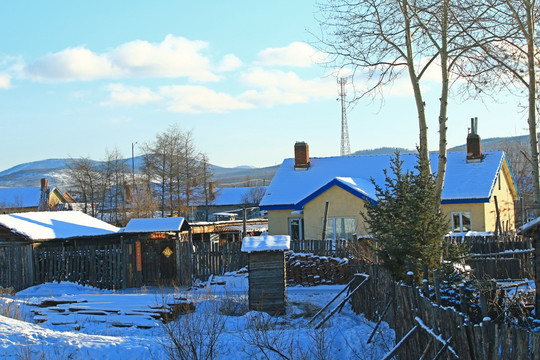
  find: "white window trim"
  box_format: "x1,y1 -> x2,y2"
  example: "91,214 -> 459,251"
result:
451,211 -> 472,232
324,217 -> 357,241
288,218 -> 304,240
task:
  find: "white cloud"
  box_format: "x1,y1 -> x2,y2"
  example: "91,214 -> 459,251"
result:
217,54 -> 242,72
159,85 -> 253,114
25,47 -> 121,81
110,35 -> 219,82
239,88 -> 308,107
257,42 -> 326,67
238,68 -> 335,106
0,74 -> 11,89
23,35 -> 220,82
102,84 -> 161,106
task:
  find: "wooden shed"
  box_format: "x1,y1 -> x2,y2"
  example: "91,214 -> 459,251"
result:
241,235 -> 290,315
122,217 -> 192,286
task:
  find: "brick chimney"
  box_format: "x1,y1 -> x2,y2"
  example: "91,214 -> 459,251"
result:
38,178 -> 50,211
41,178 -> 48,191
294,141 -> 310,170
467,117 -> 483,163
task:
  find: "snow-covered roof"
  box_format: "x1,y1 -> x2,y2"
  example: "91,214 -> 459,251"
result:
123,217 -> 190,233
0,187 -> 42,208
196,186 -> 267,206
518,216 -> 540,235
241,235 -> 290,253
0,211 -> 121,241
260,151 -> 514,210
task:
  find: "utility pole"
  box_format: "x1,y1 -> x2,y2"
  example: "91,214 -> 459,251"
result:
131,142 -> 137,201
338,77 -> 351,156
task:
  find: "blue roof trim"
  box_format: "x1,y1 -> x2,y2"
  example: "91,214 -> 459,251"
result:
440,198 -> 490,204
503,152 -> 520,200
259,204 -> 296,211
296,178 -> 377,208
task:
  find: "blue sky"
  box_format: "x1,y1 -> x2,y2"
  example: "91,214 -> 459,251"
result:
0,1 -> 528,171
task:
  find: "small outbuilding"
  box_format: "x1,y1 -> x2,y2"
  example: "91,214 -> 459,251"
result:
122,217 -> 191,286
241,235 -> 290,315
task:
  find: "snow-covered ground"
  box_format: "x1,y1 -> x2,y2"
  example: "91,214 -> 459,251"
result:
0,273 -> 394,359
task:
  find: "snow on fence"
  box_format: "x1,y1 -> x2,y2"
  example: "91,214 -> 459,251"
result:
445,233 -> 532,253
446,234 -> 535,279
350,261 -> 540,359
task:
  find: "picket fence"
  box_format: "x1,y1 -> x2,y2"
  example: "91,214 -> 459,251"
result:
350,261 -> 539,359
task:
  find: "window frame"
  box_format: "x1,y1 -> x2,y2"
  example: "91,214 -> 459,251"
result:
451,211 -> 472,232
288,217 -> 304,240
323,217 -> 357,241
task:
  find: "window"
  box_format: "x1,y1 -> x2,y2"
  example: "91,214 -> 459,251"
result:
324,217 -> 356,241
451,212 -> 472,232
288,218 -> 304,240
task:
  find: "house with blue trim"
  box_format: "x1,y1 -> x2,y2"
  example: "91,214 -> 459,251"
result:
259,139 -> 519,241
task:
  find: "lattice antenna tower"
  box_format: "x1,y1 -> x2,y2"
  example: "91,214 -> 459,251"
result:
338,77 -> 351,156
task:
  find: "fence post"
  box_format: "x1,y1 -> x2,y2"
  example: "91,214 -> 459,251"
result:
422,264 -> 429,296
534,232 -> 540,319
26,244 -> 34,288
407,260 -> 414,286
433,269 -> 441,305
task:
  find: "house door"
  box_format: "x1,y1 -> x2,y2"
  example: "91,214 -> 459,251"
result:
288,218 -> 304,240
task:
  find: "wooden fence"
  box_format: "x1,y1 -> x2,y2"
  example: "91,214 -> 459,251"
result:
192,241 -> 247,281
33,242 -> 129,289
445,234 -> 535,279
0,240 -> 247,291
445,233 -> 533,253
350,261 -> 539,359
289,239 -> 351,258
0,244 -> 33,292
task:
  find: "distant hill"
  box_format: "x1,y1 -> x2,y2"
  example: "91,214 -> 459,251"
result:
0,134 -> 530,189
352,147 -> 416,156
448,134 -> 530,152
0,156 -> 279,189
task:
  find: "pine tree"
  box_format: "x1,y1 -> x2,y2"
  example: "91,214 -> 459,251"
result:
363,152 -> 447,282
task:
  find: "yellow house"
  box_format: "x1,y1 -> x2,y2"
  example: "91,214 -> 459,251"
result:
0,178 -> 70,214
260,141 -> 519,240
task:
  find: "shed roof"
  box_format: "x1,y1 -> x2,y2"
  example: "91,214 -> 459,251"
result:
0,211 -> 121,241
260,151 -> 515,210
123,217 -> 190,233
241,235 -> 290,253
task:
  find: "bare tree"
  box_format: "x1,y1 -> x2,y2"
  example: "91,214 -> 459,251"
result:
316,0 -> 432,172
142,124 -> 204,219
99,147 -> 129,225
241,187 -> 267,206
461,0 -> 540,211
316,0 -> 480,201
200,154 -> 214,221
66,157 -> 99,216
